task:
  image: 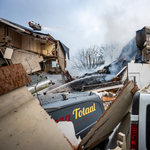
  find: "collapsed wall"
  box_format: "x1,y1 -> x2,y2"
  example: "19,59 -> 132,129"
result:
0,64 -> 72,150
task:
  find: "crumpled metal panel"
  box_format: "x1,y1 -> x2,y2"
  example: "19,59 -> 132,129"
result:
0,63 -> 31,95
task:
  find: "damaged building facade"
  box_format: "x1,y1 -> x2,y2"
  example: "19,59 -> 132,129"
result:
0,18 -> 69,75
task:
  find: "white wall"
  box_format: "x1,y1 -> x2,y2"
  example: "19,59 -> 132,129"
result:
128,63 -> 150,89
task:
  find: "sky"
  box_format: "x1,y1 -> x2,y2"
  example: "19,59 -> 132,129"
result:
1,0 -> 150,75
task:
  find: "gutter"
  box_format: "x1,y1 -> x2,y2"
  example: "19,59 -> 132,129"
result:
0,18 -> 25,32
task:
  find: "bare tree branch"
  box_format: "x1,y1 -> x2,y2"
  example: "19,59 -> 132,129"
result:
73,45 -> 105,70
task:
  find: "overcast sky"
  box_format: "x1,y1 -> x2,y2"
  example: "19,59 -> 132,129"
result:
1,0 -> 150,75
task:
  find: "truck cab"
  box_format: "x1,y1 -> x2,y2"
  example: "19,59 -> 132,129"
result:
40,92 -> 105,139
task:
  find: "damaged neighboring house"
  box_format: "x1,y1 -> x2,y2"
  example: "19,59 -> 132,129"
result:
0,18 -> 69,75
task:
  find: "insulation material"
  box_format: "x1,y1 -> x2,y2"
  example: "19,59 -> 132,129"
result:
11,49 -> 43,74
78,81 -> 134,150
3,47 -> 14,59
0,85 -> 72,150
0,63 -> 31,95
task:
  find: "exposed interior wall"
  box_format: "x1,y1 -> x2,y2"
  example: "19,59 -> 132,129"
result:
22,38 -> 39,54
22,34 -> 30,50
21,34 -> 35,51
41,43 -> 46,54
35,40 -> 41,53
41,42 -> 55,56
46,42 -> 54,56
57,41 -> 66,71
29,38 -> 34,52
8,27 -> 22,48
0,22 -> 66,74
0,22 -> 5,42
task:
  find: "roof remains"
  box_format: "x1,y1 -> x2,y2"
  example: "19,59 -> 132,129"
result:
59,41 -> 70,59
0,18 -> 69,56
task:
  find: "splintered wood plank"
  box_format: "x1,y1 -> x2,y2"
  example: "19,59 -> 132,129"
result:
101,96 -> 116,102
79,81 -> 134,150
0,63 -> 31,95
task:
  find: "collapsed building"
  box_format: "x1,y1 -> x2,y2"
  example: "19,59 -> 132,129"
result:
0,63 -> 138,150
0,18 -> 71,93
45,27 -> 150,95
1,21 -> 150,150
41,37 -> 138,95
0,18 -> 69,75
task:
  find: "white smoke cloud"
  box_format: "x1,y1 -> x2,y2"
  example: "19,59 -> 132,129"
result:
1,0 -> 150,76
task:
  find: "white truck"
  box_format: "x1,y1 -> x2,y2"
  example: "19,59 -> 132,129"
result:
130,84 -> 150,150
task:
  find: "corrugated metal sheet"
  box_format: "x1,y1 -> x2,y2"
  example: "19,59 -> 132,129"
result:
0,63 -> 31,95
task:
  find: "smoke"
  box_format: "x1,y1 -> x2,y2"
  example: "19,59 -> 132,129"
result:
42,26 -> 74,33
105,74 -> 115,81
119,37 -> 138,61
108,37 -> 139,75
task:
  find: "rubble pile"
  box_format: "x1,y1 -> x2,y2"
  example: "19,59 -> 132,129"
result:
1,18 -> 150,150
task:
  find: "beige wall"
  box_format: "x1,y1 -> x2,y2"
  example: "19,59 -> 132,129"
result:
0,86 -> 72,150
21,34 -> 30,50
8,27 -> 22,48
46,43 -> 54,55
21,35 -> 42,54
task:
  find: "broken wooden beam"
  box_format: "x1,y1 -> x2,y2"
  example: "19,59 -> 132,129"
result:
77,81 -> 135,150
82,81 -> 122,91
